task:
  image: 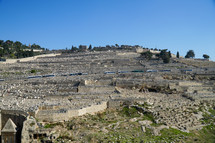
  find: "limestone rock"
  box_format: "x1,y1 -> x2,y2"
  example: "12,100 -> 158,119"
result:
138,120 -> 152,126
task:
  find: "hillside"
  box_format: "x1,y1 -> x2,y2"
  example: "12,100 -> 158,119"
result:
0,49 -> 214,143
0,40 -> 45,59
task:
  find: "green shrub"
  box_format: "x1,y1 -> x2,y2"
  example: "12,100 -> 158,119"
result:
121,106 -> 141,118
30,69 -> 37,73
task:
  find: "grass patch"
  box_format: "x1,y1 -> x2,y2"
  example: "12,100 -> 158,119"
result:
30,69 -> 37,73
44,122 -> 63,128
15,71 -> 24,75
161,128 -> 190,137
44,124 -> 55,128
50,107 -> 215,142
142,112 -> 156,123
30,122 -> 35,127
186,124 -> 215,143
202,109 -> 215,124
121,106 -> 141,118
57,132 -> 75,141
209,108 -> 215,116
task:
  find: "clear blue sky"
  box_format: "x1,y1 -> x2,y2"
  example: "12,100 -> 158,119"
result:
0,0 -> 215,60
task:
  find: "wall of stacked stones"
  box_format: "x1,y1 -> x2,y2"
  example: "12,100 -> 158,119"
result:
1,53 -> 61,64
78,86 -> 114,94
35,102 -> 107,122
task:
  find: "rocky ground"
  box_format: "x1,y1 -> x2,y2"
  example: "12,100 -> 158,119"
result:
23,87 -> 215,143
35,98 -> 215,143
0,51 -> 215,143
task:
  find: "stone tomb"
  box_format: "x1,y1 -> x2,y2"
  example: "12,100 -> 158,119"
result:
1,118 -> 17,143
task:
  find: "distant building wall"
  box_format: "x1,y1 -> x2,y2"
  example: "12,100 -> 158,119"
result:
136,48 -> 148,53
23,49 -> 43,52
79,45 -> 88,52
149,50 -> 161,54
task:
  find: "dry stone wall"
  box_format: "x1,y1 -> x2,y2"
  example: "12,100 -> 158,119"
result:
35,102 -> 107,122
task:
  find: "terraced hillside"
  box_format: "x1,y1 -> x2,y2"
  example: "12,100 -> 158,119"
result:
0,50 -> 214,143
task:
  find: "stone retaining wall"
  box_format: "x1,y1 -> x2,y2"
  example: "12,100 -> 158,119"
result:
78,86 -> 115,94
35,102 -> 107,122
178,81 -> 202,87
1,53 -> 61,64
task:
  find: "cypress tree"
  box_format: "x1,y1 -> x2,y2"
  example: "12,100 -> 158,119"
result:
176,51 -> 180,58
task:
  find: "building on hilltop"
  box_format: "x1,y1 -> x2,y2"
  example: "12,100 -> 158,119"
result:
1,118 -> 17,143
79,45 -> 88,52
